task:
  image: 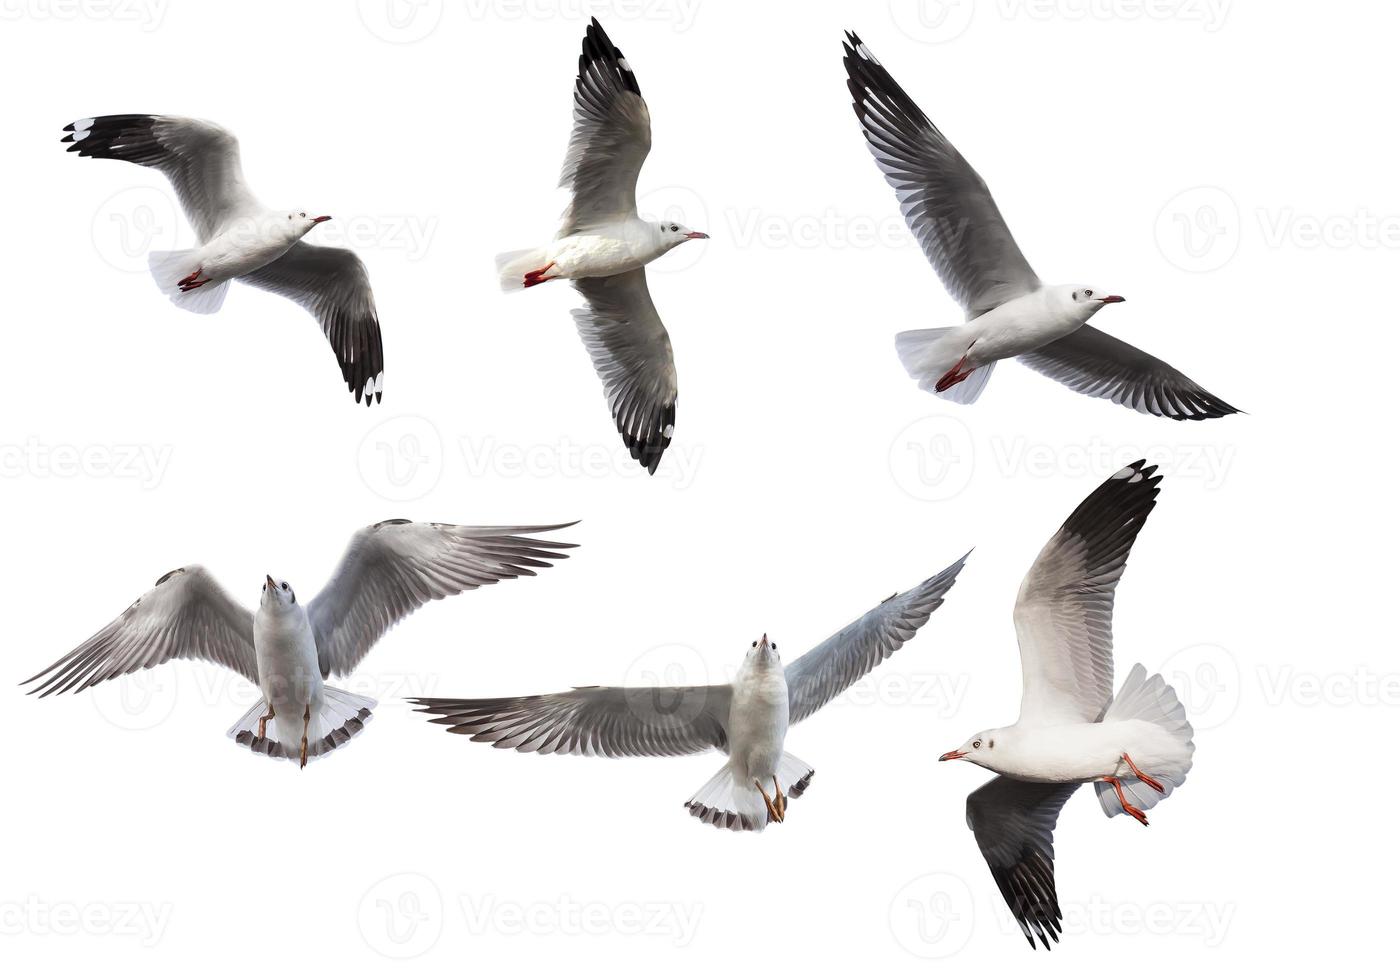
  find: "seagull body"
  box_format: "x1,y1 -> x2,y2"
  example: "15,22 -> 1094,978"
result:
62,114 -> 385,405
24,521 -> 576,767
496,19 -> 708,473
844,34 -> 1238,419
413,553 -> 968,831
938,461 -> 1195,948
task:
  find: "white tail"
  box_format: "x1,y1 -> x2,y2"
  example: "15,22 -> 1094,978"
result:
1095,664 -> 1195,818
148,249 -> 229,315
894,327 -> 994,405
685,752 -> 814,832
227,686 -> 376,766
495,247 -> 551,292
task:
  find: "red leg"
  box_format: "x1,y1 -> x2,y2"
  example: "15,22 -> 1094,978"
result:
522,261 -> 556,288
1122,753 -> 1165,793
934,355 -> 974,392
177,268 -> 203,287
178,278 -> 211,292
1102,776 -> 1149,826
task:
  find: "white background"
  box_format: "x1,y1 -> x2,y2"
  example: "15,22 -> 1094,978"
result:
0,0 -> 1388,972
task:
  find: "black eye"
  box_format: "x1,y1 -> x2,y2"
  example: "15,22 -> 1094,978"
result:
972,739 -> 981,749
771,643 -> 777,651
670,224 -> 678,232
280,582 -> 288,590
1084,289 -> 1093,298
752,641 -> 757,648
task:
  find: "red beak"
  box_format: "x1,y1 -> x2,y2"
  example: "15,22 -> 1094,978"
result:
939,750 -> 965,762
684,231 -> 709,240
1099,294 -> 1125,304
312,215 -> 332,224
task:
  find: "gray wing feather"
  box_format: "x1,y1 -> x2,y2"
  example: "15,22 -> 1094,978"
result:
23,565 -> 255,696
559,18 -> 651,235
785,552 -> 968,724
238,242 -> 385,406
967,776 -> 1080,950
571,269 -> 677,474
1018,325 -> 1240,420
309,521 -> 577,679
843,35 -> 1039,317
411,685 -> 731,757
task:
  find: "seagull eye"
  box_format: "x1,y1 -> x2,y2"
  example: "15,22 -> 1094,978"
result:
972,739 -> 981,749
752,641 -> 757,648
280,582 -> 288,590
1084,289 -> 1093,298
771,643 -> 777,651
670,224 -> 679,232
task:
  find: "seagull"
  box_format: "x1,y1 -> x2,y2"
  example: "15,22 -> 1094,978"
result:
411,552 -> 966,830
937,461 -> 1195,948
62,114 -> 385,406
22,521 -> 576,767
843,34 -> 1239,419
495,18 -> 709,474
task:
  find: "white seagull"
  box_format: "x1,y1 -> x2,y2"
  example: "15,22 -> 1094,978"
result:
412,553 -> 967,830
843,34 -> 1239,419
23,521 -> 576,767
496,18 -> 709,473
63,114 -> 385,406
938,461 -> 1194,948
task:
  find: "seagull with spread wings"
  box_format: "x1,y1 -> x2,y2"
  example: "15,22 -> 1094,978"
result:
62,114 -> 385,405
23,521 -> 575,767
844,33 -> 1238,419
495,18 -> 709,473
412,552 -> 966,830
938,462 -> 1195,948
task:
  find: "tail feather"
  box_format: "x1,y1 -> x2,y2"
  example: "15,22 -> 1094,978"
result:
227,686 -> 376,766
1096,664 -> 1195,818
495,247 -> 551,292
148,249 -> 228,315
685,752 -> 813,832
894,328 -> 993,404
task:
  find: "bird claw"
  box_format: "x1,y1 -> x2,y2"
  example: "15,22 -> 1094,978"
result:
1121,752 -> 1165,793
755,777 -> 786,823
299,703 -> 310,769
256,703 -> 275,740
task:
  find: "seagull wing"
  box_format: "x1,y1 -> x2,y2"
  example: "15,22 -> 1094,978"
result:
967,776 -> 1080,950
571,269 -> 677,473
23,565 -> 255,696
1014,460 -> 1161,725
559,18 -> 652,235
1018,325 -> 1240,420
411,685 -> 732,757
308,521 -> 576,679
238,242 -> 385,406
785,552 -> 967,724
843,34 -> 1039,317
63,115 -> 258,241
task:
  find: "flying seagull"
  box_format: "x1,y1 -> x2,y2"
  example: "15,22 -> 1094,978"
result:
843,34 -> 1238,419
495,18 -> 709,473
412,552 -> 967,830
23,521 -> 576,767
938,461 -> 1195,948
62,114 -> 385,406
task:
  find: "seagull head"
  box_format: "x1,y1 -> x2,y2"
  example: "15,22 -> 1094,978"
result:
939,729 -> 1000,766
747,633 -> 780,665
1064,285 -> 1126,318
260,574 -> 297,609
655,219 -> 709,252
285,211 -> 332,238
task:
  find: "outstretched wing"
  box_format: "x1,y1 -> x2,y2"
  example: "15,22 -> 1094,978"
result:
1014,460 -> 1161,725
239,242 -> 385,406
23,565 -> 255,696
559,18 -> 652,235
1019,325 -> 1240,420
843,35 -> 1039,317
63,114 -> 258,241
967,776 -> 1080,950
571,269 -> 678,473
785,552 -> 968,724
308,521 -> 576,678
411,685 -> 732,757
